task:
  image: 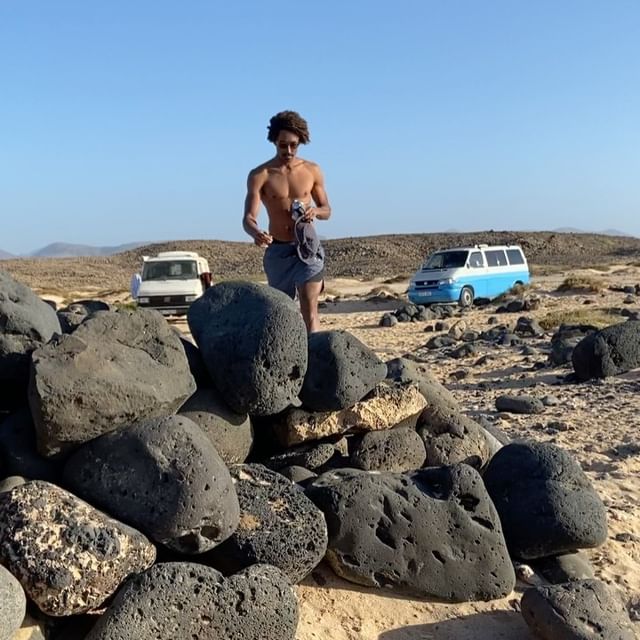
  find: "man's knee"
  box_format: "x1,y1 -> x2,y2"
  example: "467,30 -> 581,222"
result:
298,280 -> 322,299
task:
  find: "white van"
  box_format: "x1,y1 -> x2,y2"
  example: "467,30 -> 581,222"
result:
135,251 -> 212,316
408,244 -> 530,307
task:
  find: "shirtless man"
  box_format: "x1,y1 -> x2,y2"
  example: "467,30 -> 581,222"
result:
243,111 -> 331,333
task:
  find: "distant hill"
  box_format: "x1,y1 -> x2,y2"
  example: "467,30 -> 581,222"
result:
554,227 -> 634,237
4,230 -> 640,292
29,241 -> 147,258
0,249 -> 15,260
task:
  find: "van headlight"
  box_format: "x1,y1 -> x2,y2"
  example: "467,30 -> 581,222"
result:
438,278 -> 455,286
137,297 -> 149,304
185,295 -> 198,302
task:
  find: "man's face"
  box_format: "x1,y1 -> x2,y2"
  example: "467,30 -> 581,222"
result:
275,130 -> 300,162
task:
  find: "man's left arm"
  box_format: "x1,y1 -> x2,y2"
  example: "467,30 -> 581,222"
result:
304,164 -> 331,221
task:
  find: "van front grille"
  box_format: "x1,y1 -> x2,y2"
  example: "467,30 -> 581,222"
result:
147,296 -> 187,306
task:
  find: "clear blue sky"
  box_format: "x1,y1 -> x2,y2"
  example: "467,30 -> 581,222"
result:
1,0 -> 639,254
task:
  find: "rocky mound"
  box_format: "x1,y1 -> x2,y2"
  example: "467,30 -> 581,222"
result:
3,230 -> 640,291
0,270 -> 634,638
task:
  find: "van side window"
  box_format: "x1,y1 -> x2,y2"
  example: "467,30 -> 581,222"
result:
469,252 -> 484,268
485,249 -> 507,267
506,249 -> 525,265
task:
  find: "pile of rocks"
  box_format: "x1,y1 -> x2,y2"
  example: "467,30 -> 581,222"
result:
379,302 -> 458,327
494,295 -> 541,314
0,270 -> 636,638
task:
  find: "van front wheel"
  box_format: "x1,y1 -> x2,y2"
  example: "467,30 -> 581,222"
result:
459,286 -> 474,308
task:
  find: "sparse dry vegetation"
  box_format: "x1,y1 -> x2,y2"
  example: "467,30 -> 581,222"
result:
4,230 -> 640,292
556,275 -> 605,294
538,307 -> 619,330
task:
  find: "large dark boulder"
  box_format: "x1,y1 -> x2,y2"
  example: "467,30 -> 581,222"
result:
483,442 -> 607,559
0,270 -> 61,410
300,331 -> 387,411
179,387 -> 253,464
28,309 -> 195,457
63,415 -> 239,554
350,427 -> 426,472
0,480 -> 156,616
305,465 -> 515,602
85,563 -> 299,640
205,465 -> 327,583
187,282 -> 307,416
521,580 -> 636,639
572,320 -> 640,381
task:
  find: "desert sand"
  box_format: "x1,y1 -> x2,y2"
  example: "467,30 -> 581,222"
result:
31,264 -> 640,639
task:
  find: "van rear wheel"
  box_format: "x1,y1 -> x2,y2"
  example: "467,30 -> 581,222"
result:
459,286 -> 474,308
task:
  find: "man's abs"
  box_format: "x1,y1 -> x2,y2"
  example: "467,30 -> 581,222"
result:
261,165 -> 315,241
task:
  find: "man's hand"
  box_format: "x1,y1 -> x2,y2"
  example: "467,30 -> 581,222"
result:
254,230 -> 273,247
302,206 -> 316,222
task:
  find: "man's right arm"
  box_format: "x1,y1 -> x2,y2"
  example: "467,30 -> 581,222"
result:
243,170 -> 272,247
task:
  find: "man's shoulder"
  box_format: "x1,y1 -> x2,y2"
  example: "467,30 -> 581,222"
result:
248,160 -> 272,178
295,158 -> 322,176
303,158 -> 324,173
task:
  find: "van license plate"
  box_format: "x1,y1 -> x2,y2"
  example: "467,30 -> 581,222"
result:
420,291 -> 432,297
163,309 -> 177,315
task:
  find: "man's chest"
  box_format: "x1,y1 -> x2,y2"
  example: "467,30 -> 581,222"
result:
262,167 -> 314,198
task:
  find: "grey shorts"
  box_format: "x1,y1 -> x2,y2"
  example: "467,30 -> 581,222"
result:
264,241 -> 325,299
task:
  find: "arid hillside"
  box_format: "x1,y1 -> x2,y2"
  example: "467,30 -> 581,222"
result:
2,230 -> 640,291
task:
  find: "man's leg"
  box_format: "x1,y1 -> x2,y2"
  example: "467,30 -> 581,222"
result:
297,279 -> 323,333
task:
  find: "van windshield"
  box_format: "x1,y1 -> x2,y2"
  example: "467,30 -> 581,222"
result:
142,260 -> 198,281
423,250 -> 469,270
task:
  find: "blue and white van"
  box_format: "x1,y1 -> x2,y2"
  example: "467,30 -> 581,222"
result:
408,244 -> 530,307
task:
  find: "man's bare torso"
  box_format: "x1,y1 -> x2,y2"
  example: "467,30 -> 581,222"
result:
252,158 -> 317,242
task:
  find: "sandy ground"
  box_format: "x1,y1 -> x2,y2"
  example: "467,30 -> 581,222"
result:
35,266 -> 640,639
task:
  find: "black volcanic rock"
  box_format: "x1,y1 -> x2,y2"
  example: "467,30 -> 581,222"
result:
28,309 -> 195,457
572,320 -> 640,381
483,442 -> 607,559
63,415 -> 239,554
205,464 -> 327,583
0,270 -> 61,410
85,563 -> 299,640
350,428 -> 426,472
179,387 -> 253,464
305,465 -> 515,602
521,580 -> 636,639
187,282 -> 307,416
0,480 -> 156,617
495,394 -> 545,415
300,331 -> 387,411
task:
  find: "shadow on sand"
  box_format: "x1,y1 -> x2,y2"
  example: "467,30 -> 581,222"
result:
376,610 -> 534,640
320,298 -> 401,314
